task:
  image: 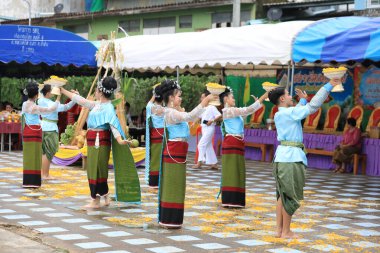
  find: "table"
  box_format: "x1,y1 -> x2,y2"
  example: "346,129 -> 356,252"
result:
0,122 -> 22,152
213,127 -> 380,176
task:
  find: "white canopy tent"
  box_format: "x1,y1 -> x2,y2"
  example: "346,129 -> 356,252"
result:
98,21 -> 314,75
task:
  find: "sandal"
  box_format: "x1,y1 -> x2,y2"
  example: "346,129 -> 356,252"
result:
337,167 -> 346,173
191,164 -> 202,169
333,166 -> 341,173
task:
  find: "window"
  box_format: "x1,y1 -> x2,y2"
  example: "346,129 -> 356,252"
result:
97,34 -> 108,40
241,10 -> 252,25
179,15 -> 192,28
63,24 -> 88,39
369,0 -> 380,7
212,11 -> 251,28
144,18 -> 160,29
63,24 -> 88,33
143,17 -> 176,28
143,17 -> 176,35
212,12 -> 232,25
119,19 -> 140,33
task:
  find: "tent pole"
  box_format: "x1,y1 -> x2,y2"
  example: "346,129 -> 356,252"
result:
290,61 -> 295,95
286,62 -> 291,88
176,66 -> 179,84
221,67 -> 226,85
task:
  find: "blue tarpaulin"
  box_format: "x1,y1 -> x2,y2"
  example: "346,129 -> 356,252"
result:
292,16 -> 380,63
0,25 -> 97,67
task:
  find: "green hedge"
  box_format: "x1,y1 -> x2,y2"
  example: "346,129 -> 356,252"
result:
124,75 -> 219,114
0,75 -> 219,113
0,76 -> 95,109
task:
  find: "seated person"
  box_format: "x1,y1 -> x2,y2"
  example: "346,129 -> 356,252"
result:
125,101 -> 134,127
332,117 -> 361,173
1,102 -> 15,117
137,108 -> 146,127
1,102 -> 20,149
5,102 -> 15,113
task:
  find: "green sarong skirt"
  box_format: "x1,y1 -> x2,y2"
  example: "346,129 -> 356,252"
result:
86,130 -> 111,199
273,162 -> 306,216
23,125 -> 42,188
158,140 -> 188,228
221,135 -> 246,207
149,127 -> 164,187
42,131 -> 59,161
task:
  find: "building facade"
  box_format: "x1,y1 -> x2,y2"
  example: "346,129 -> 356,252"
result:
1,0 -> 256,40
354,0 -> 380,16
0,0 -> 84,22
261,0 -> 354,21
1,0 -> 360,41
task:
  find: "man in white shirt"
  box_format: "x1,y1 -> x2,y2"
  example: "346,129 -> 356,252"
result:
193,91 -> 222,169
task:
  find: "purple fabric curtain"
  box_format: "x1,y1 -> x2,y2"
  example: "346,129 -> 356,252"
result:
52,154 -> 145,168
213,127 -> 380,176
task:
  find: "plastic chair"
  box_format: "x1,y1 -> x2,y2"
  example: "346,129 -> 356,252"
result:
304,108 -> 322,132
344,105 -> 363,131
324,104 -> 341,133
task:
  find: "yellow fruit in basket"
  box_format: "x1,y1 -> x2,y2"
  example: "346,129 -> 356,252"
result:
322,66 -> 347,73
262,82 -> 279,87
50,75 -> 67,81
206,82 -> 225,89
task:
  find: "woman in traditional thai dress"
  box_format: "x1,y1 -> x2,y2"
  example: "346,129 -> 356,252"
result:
145,85 -> 165,188
157,80 -> 213,228
21,82 -> 60,188
61,77 -> 131,208
38,84 -> 76,180
219,88 -> 268,208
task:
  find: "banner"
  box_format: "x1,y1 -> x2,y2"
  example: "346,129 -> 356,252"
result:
277,67 -> 354,130
277,67 -> 354,107
358,67 -> 380,108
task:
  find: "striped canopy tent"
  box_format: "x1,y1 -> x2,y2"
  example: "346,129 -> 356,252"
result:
288,16 -> 380,94
97,21 -> 314,74
292,16 -> 380,64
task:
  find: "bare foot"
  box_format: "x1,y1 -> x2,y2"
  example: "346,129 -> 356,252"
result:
191,163 -> 202,169
42,176 -> 55,180
209,164 -> 218,170
337,167 -> 346,173
104,195 -> 111,206
82,197 -> 101,209
281,231 -> 299,239
275,229 -> 282,238
333,166 -> 341,173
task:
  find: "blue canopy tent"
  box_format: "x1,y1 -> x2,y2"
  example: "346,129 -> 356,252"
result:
292,16 -> 380,64
0,25 -> 97,67
288,16 -> 380,94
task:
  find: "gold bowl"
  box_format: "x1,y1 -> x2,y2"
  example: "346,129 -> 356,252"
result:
51,87 -> 61,96
206,83 -> 226,106
262,82 -> 279,101
322,67 -> 347,92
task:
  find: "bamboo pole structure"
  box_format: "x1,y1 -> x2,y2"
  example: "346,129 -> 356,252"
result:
70,31 -> 128,144
110,31 -> 127,137
70,43 -> 110,145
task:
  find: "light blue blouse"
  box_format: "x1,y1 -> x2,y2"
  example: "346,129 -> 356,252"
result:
274,83 -> 333,166
38,97 -> 75,132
